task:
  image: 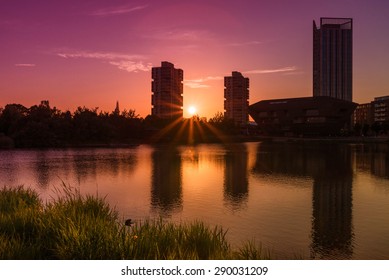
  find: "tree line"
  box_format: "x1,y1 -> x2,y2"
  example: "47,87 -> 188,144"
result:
0,101 -> 241,148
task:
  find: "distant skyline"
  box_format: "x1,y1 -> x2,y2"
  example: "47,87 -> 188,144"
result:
1,0 -> 389,118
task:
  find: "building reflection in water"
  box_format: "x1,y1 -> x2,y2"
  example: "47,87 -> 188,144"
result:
310,145 -> 353,259
355,144 -> 389,179
223,144 -> 249,211
253,142 -> 354,259
151,147 -> 183,215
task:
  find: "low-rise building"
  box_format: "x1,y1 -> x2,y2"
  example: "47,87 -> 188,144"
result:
373,96 -> 389,123
249,96 -> 357,136
353,102 -> 373,126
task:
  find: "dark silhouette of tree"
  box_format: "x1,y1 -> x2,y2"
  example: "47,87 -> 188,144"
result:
1,101 -> 68,147
121,109 -> 139,119
107,108 -> 142,141
0,104 -> 28,138
0,101 -> 249,148
73,106 -> 111,143
208,111 -> 224,124
208,111 -> 238,134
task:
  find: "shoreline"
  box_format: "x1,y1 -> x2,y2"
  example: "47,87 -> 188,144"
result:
1,135 -> 388,150
256,135 -> 389,144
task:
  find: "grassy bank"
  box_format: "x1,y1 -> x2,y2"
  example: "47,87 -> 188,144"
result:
0,186 -> 269,260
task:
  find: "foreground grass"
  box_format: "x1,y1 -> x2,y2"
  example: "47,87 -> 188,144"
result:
0,186 -> 270,260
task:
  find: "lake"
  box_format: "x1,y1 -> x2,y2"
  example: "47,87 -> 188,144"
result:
1,141 -> 389,259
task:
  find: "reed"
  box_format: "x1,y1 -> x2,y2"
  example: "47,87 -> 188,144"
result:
0,186 -> 269,260
234,239 -> 271,260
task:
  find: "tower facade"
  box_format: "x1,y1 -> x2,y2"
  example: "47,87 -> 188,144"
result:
224,71 -> 249,126
151,61 -> 183,119
313,18 -> 353,101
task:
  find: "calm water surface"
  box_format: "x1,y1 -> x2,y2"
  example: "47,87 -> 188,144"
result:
1,142 -> 389,259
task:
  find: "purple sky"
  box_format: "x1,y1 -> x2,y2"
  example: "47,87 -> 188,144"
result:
1,0 -> 389,118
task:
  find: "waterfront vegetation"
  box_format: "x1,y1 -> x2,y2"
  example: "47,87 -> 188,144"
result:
0,101 -> 243,148
1,101 -> 389,149
0,186 -> 270,260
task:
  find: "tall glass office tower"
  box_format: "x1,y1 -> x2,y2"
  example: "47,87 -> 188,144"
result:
313,18 -> 353,102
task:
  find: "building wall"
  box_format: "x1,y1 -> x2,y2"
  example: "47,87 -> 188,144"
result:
224,71 -> 249,126
249,96 -> 357,136
151,61 -> 183,119
353,103 -> 373,126
313,18 -> 353,102
373,96 -> 389,123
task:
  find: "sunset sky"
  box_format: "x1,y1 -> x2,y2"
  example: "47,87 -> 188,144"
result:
1,0 -> 389,118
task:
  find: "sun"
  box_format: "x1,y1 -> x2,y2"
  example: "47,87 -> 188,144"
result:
188,105 -> 197,116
